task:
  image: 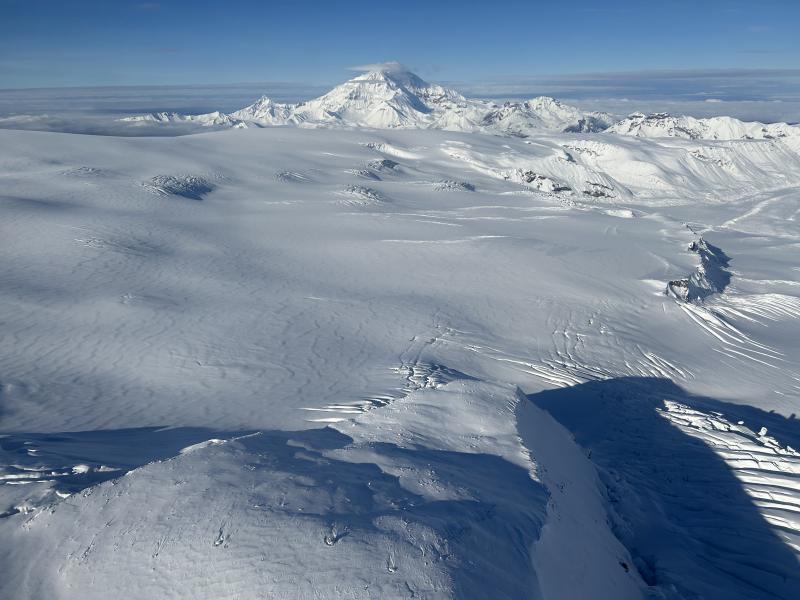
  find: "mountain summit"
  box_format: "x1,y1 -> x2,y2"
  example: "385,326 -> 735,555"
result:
288,64 -> 468,128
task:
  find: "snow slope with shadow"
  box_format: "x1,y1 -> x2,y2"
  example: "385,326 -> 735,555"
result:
530,377 -> 800,600
1,114 -> 800,598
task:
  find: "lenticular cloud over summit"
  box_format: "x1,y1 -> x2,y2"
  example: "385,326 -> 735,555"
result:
349,61 -> 412,73
3,41 -> 800,600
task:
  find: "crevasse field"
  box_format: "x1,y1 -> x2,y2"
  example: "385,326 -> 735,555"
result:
2,67 -> 800,599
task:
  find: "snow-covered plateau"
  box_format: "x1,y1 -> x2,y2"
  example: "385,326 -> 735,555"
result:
2,65 -> 800,599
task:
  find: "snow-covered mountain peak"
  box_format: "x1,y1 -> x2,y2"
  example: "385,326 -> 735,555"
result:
350,63 -> 429,89
288,64 -> 470,128
320,65 -> 462,102
121,63 -> 613,135
526,96 -> 569,110
480,96 -> 615,134
349,65 -> 463,103
231,95 -> 295,124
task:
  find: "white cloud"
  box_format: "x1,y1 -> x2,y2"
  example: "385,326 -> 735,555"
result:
348,61 -> 409,74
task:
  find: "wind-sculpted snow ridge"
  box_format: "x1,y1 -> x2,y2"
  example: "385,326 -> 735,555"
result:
0,427 -> 251,517
0,391 -> 552,599
122,63 -> 614,135
608,111 -> 800,140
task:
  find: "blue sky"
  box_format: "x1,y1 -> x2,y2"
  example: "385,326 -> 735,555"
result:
2,0 -> 799,101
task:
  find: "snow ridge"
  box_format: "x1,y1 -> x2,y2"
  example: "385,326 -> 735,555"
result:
608,111 -> 800,140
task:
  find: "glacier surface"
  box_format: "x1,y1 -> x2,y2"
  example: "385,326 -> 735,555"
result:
2,66 -> 800,599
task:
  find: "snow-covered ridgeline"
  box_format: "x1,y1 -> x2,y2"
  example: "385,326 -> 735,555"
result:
122,63 -> 616,134
608,111 -> 800,140
121,63 -> 800,143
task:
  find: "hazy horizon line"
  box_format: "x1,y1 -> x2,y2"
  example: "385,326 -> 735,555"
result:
1,66 -> 798,101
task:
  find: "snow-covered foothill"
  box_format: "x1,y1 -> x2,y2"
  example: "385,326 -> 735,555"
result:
608,111 -> 800,141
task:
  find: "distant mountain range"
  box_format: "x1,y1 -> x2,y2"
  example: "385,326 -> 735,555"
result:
607,111 -> 800,140
122,63 -> 800,141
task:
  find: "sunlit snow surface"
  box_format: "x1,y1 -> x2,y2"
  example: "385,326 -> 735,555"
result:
2,123 -> 800,599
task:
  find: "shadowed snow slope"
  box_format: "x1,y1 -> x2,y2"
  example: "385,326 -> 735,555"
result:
2,118 -> 800,599
532,377 -> 800,600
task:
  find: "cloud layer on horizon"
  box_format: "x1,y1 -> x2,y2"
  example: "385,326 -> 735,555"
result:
450,68 -> 800,103
1,68 -> 798,130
